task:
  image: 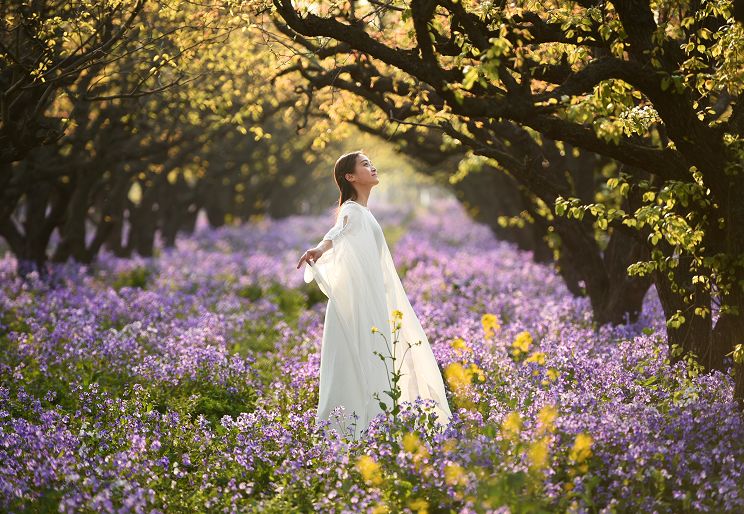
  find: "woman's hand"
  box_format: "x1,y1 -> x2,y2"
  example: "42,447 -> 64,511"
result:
297,246 -> 324,269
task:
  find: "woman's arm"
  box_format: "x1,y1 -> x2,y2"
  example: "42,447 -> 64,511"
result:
316,239 -> 333,252
297,210 -> 351,269
297,238 -> 333,269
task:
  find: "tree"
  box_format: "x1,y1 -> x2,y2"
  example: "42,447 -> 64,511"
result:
262,5 -> 655,324
0,0 -> 146,166
0,1 -> 334,271
256,0 -> 744,399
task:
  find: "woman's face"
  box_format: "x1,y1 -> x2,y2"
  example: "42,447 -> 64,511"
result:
345,153 -> 378,187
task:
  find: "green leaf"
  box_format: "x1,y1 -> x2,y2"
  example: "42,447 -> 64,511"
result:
666,311 -> 686,330
462,65 -> 479,91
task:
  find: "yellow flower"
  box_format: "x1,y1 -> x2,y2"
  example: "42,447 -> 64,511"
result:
449,337 -> 471,354
500,411 -> 522,439
402,432 -> 421,453
371,326 -> 379,334
356,454 -> 383,486
527,436 -> 550,471
391,309 -> 404,321
444,462 -> 468,487
511,331 -> 533,357
537,404 -> 558,434
468,363 -> 485,382
402,431 -> 430,460
370,503 -> 390,514
569,432 -> 593,465
481,313 -> 500,338
525,351 -> 546,366
444,362 -> 471,393
408,497 -> 429,514
546,368 -> 559,381
442,437 -> 458,453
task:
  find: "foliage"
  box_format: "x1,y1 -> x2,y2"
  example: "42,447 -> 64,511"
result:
254,0 -> 744,396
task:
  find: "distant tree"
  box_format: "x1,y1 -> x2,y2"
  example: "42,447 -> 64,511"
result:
0,1 -> 329,271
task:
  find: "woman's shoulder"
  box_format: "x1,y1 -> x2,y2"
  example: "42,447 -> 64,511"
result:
341,200 -> 367,212
334,200 -> 363,223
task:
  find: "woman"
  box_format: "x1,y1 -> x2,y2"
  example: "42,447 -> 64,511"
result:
296,150 -> 452,440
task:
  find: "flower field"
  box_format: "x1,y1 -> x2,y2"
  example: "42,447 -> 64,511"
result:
1,197 -> 742,513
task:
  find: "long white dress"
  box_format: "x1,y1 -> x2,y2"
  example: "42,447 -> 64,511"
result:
303,199 -> 452,439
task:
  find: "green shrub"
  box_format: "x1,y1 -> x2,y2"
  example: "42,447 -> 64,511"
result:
112,266 -> 152,290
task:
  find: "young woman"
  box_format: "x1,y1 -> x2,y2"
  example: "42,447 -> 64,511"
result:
296,150 -> 452,440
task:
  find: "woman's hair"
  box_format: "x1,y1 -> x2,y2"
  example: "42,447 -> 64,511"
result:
333,150 -> 363,213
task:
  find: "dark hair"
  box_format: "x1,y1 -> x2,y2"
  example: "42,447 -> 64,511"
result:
333,150 -> 363,216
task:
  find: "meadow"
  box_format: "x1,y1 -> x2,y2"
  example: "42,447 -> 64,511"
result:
1,197 -> 742,513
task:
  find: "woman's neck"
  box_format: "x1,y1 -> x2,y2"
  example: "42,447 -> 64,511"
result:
351,190 -> 370,207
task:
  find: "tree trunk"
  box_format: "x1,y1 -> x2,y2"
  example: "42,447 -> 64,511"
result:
651,252 -> 729,371
159,174 -> 195,248
552,214 -> 651,325
715,175 -> 744,403
450,166 -> 553,262
52,167 -> 96,263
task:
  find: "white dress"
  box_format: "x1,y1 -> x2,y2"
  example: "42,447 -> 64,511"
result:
303,199 -> 452,439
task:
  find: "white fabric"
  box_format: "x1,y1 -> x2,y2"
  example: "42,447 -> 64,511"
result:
303,199 -> 452,439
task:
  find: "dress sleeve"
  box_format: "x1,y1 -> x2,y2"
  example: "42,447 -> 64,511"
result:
321,204 -> 356,244
302,203 -> 363,297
